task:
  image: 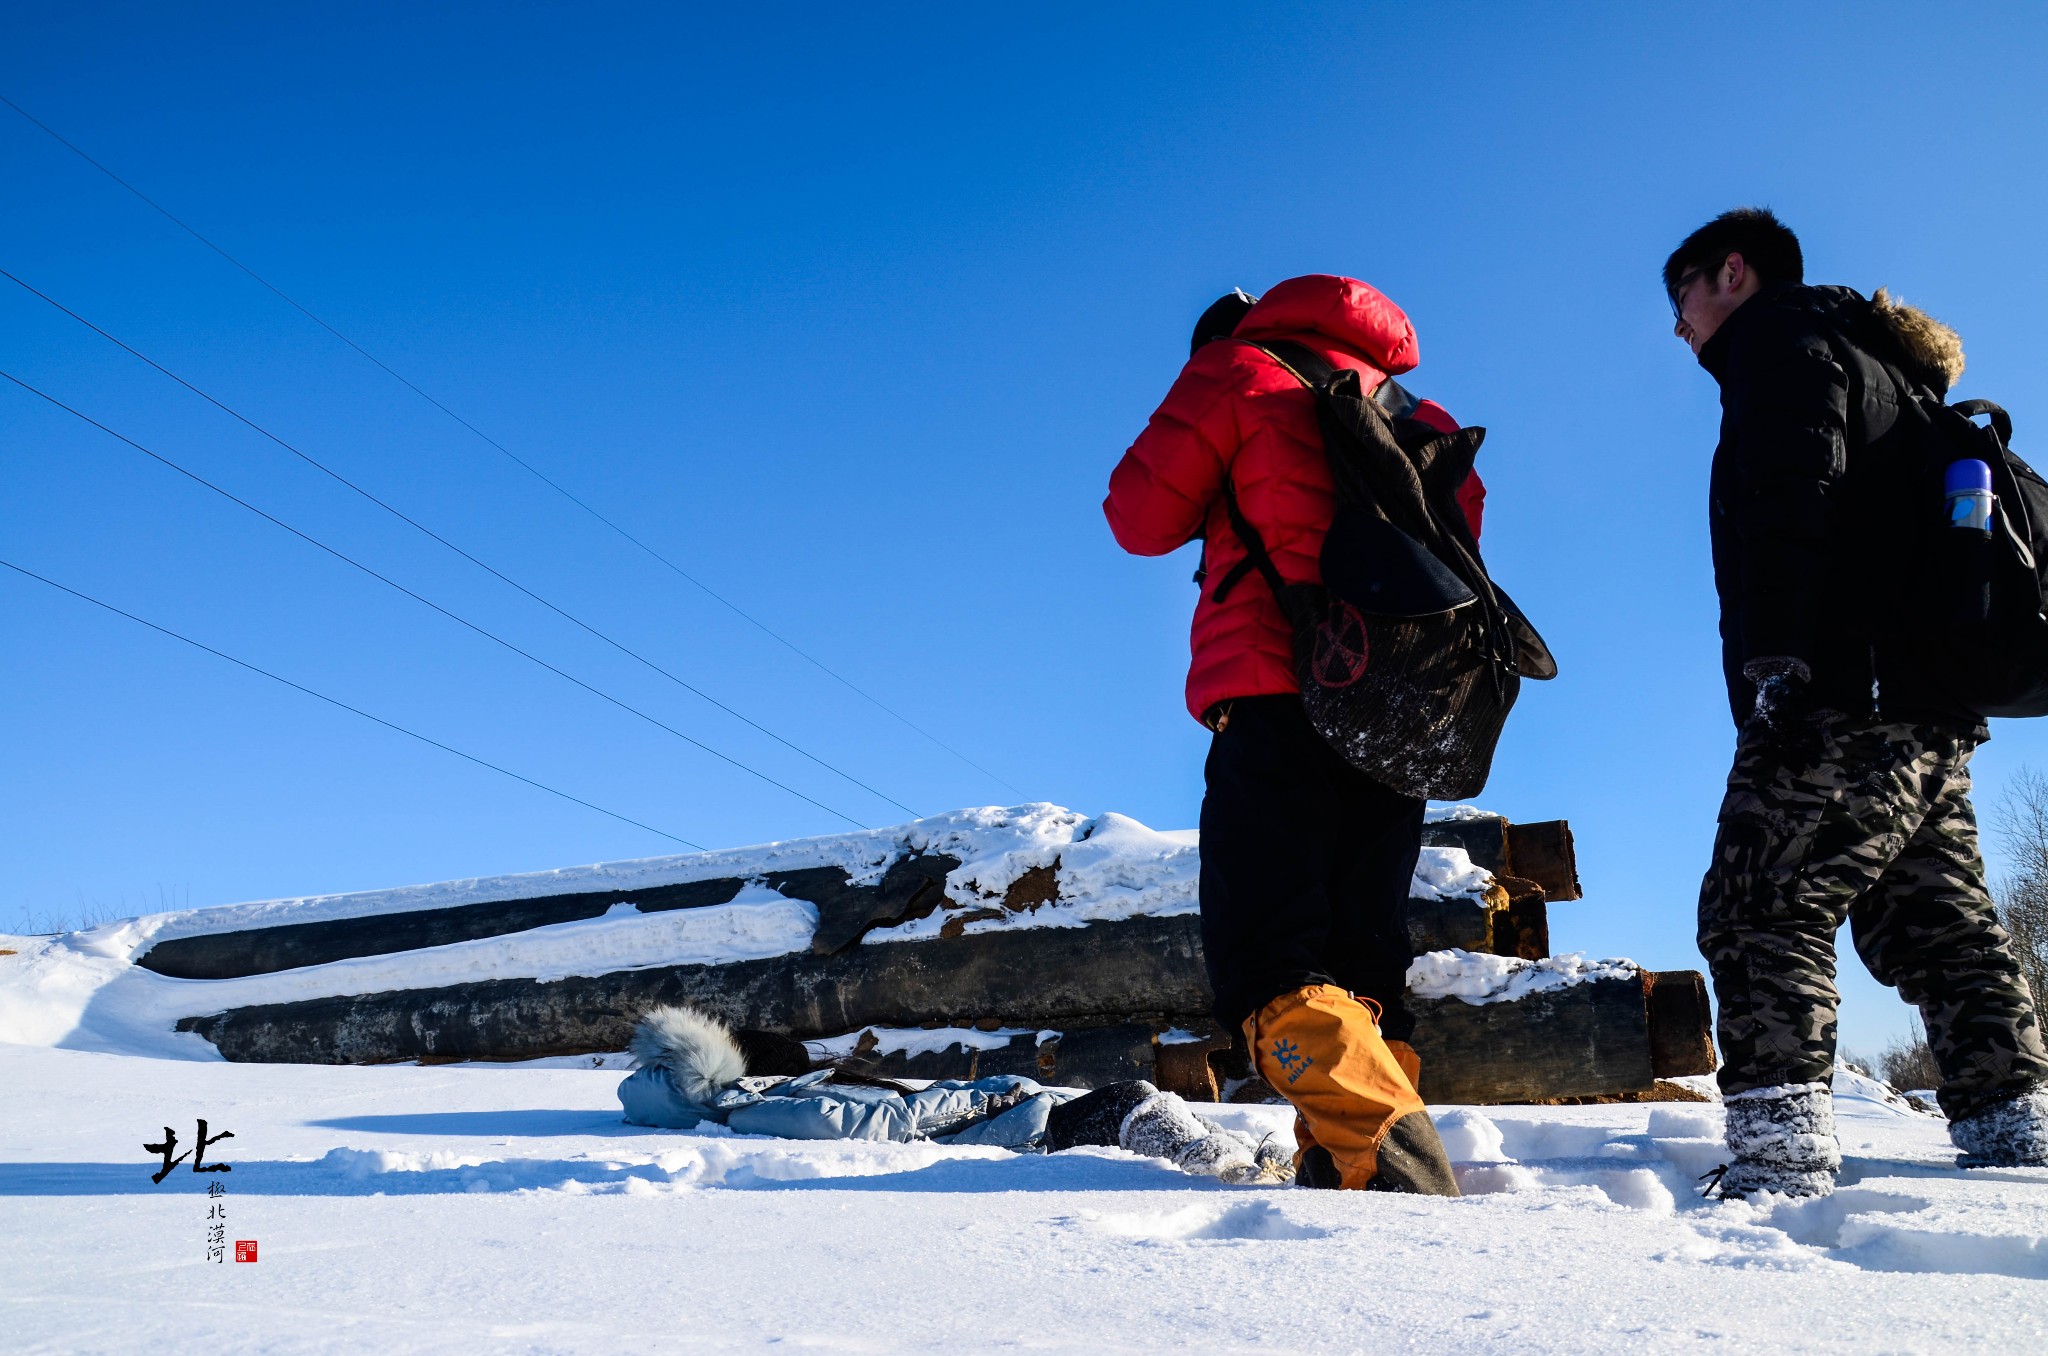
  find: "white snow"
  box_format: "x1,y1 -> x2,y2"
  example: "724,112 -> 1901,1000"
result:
1406,947 -> 1639,1004
861,809 -> 1204,942
4,1040 -> 2043,1353
1425,802 -> 1499,822
802,1025 -> 1038,1060
1408,844 -> 1495,902
856,813 -> 1488,945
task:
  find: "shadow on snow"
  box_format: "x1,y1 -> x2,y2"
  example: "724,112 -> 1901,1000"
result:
0,1146 -> 1206,1198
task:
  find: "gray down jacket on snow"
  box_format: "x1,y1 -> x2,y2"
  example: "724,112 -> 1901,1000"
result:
616,1004 -> 1074,1148
619,1064 -> 1069,1147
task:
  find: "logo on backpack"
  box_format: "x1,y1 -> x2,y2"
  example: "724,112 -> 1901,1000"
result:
1310,601 -> 1371,688
1272,1038 -> 1312,1084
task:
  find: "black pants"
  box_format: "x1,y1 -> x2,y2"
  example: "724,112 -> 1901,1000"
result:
1198,694 -> 1425,1038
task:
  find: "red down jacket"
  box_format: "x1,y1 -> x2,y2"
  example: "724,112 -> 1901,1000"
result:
1104,274 -> 1485,724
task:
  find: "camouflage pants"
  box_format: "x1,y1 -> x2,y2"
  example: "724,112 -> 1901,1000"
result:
1699,717 -> 2048,1120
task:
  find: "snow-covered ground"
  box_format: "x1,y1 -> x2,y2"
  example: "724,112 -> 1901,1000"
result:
4,1042 -> 2044,1354
5,804 -> 2042,1351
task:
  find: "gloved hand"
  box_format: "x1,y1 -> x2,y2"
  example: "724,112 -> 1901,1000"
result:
1743,657 -> 1826,765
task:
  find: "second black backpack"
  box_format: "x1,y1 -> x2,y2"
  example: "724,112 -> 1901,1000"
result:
1905,394 -> 2048,718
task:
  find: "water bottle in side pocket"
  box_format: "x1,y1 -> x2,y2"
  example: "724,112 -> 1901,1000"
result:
1945,459 -> 1996,624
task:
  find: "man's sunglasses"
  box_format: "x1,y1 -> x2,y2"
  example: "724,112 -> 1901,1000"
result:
1668,262 -> 1717,319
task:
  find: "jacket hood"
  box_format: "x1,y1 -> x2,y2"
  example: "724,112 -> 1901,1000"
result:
1707,283 -> 1967,395
1869,287 -> 1966,393
1234,274 -> 1419,375
630,1004 -> 746,1107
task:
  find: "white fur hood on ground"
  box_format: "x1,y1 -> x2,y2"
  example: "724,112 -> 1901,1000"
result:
628,1004 -> 748,1107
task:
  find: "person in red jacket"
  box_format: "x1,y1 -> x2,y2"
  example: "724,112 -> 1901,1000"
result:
1104,275 -> 1479,1193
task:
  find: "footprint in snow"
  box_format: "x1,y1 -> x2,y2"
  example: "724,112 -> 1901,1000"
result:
1070,1200 -> 1331,1243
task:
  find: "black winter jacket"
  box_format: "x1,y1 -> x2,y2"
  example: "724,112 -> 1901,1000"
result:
1700,282 -> 1980,730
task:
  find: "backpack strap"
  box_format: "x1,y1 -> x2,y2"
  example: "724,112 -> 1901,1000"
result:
1246,338 -> 1336,389
1210,478 -> 1288,604
1205,340 -> 1330,605
1954,398 -> 2013,447
1243,337 -> 1419,416
1208,339 -> 1421,606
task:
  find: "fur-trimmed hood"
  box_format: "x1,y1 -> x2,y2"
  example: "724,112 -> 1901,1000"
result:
1710,283 -> 1969,398
1869,287 -> 1966,394
629,1004 -> 747,1108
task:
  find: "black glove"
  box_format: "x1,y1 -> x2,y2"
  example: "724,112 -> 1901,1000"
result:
1743,657 -> 1826,765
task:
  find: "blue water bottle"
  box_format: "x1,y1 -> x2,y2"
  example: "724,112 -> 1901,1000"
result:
1946,459 -> 1996,534
1945,459 -> 1995,624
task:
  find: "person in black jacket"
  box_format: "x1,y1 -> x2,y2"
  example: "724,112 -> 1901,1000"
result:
1668,208 -> 2048,1198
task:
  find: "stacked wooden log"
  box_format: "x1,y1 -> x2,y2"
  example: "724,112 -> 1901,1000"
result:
148,808 -> 1715,1105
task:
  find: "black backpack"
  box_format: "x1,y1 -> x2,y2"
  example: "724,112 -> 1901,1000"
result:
1209,340 -> 1556,798
1898,393 -> 2048,718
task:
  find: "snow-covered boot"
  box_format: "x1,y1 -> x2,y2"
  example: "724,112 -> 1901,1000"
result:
1192,1113 -> 1297,1185
1718,1081 -> 1840,1200
1950,1087 -> 2048,1168
1120,1090 -> 1265,1183
1250,1132 -> 1296,1184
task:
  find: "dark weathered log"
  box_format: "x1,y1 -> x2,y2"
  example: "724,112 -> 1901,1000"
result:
1490,897 -> 1548,962
1408,975 -> 1655,1104
1645,969 -> 1718,1078
1153,1031 -> 1232,1101
162,881 -> 1712,1106
1405,894 -> 1498,955
136,854 -> 962,980
139,815 -> 1569,983
1420,817 -> 1579,904
1504,820 -> 1581,902
851,1023 -> 1164,1091
175,914 -> 1212,1064
1538,1080 -> 1716,1105
871,969 -> 1688,1103
1419,815 -> 1509,871
137,876 -> 749,980
1045,1025 -> 1161,1089
1411,873 -> 1557,960
854,1031 -> 1040,1082
790,855 -> 959,953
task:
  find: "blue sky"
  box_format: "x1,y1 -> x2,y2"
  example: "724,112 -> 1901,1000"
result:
4,2 -> 2046,1056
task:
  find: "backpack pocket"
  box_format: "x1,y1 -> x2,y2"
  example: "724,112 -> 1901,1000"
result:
1320,507 -> 1476,618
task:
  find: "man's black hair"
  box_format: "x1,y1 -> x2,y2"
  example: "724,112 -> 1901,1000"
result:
1663,208 -> 1804,300
1191,288 -> 1258,357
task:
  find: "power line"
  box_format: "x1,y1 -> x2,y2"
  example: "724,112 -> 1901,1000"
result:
1,91 -> 1026,800
0,556 -> 704,850
0,368 -> 869,829
0,264 -> 921,820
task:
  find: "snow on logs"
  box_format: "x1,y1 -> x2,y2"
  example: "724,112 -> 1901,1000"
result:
135,805 -> 1713,1102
